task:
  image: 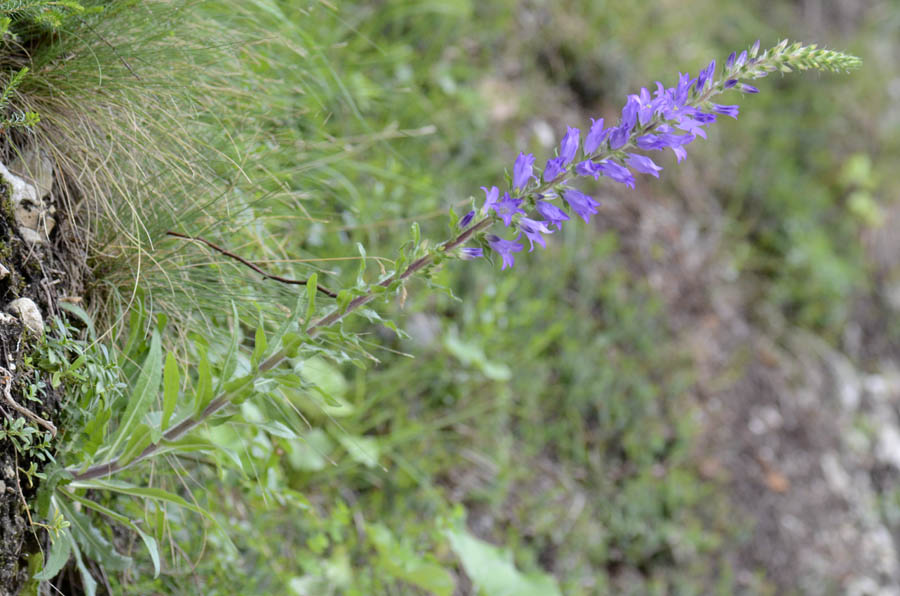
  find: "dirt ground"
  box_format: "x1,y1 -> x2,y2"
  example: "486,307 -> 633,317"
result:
603,186 -> 900,594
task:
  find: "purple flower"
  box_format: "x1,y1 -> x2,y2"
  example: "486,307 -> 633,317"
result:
563,189 -> 600,223
492,192 -> 525,227
480,186 -> 499,214
621,95 -> 640,131
460,247 -> 483,260
724,79 -> 738,89
608,125 -> 630,150
536,200 -> 570,230
458,210 -> 475,228
636,87 -> 654,126
560,127 -> 580,164
583,118 -> 608,154
626,154 -> 662,178
696,59 -> 716,92
487,234 -> 524,270
513,152 -> 535,190
750,40 -> 760,57
518,217 -> 553,251
713,103 -> 739,118
575,159 -> 602,179
740,83 -> 760,94
735,50 -> 748,68
726,51 -> 736,70
597,160 -> 635,188
543,156 -> 566,182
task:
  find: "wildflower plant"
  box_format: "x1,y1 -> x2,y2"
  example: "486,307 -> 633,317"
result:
449,41 -> 860,271
10,23 -> 861,593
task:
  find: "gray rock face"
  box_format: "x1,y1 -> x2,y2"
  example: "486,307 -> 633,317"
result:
6,298 -> 43,336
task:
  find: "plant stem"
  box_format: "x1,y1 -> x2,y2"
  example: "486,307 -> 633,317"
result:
71,217 -> 493,481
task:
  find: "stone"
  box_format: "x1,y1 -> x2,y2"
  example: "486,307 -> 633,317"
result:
0,263 -> 8,280
0,153 -> 56,244
6,298 -> 43,336
10,149 -> 53,200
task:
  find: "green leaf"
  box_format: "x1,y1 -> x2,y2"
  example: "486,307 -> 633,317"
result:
219,303 -> 242,387
300,273 -> 317,328
116,423 -> 154,466
161,352 -> 179,431
370,524 -> 454,596
445,528 -> 561,596
108,330 -> 162,458
71,539 -> 98,596
135,529 -> 161,579
58,301 -> 96,342
251,320 -> 268,368
194,334 -> 213,414
33,527 -> 73,581
337,434 -> 380,468
56,497 -> 131,572
69,479 -> 213,521
63,488 -> 160,576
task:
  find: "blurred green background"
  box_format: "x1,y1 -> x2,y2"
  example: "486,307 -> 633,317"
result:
38,0 -> 900,594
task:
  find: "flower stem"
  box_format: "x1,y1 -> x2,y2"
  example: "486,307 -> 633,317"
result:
70,217 -> 493,481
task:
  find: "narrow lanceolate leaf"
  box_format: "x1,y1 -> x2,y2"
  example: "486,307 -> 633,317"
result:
251,319 -> 267,368
63,491 -> 161,578
161,352 -> 179,431
33,527 -> 73,581
56,497 -> 132,572
70,479 -> 213,520
194,335 -> 213,414
107,330 -> 162,458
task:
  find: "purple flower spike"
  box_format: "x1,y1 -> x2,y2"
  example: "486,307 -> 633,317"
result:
487,234 -> 524,270
626,154 -> 663,178
740,83 -> 760,94
543,156 -> 566,183
563,189 -> 600,223
518,217 -> 553,251
493,192 -> 525,227
713,104 -> 740,119
726,51 -> 736,69
583,118 -> 608,154
560,127 -> 580,164
575,159 -> 602,180
536,200 -> 570,230
459,210 -> 475,228
597,160 -> 635,188
460,247 -> 483,260
480,186 -> 499,214
513,152 -> 535,190
696,59 -> 716,92
750,40 -> 760,56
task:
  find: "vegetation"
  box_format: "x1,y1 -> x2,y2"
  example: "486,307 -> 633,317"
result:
0,1 -> 886,594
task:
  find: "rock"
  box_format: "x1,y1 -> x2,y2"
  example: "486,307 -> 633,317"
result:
0,264 -> 7,281
6,298 -> 43,336
10,149 -> 53,200
0,154 -> 56,244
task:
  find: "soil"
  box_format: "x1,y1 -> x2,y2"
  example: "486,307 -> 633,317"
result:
0,138 -> 85,595
599,185 -> 900,593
